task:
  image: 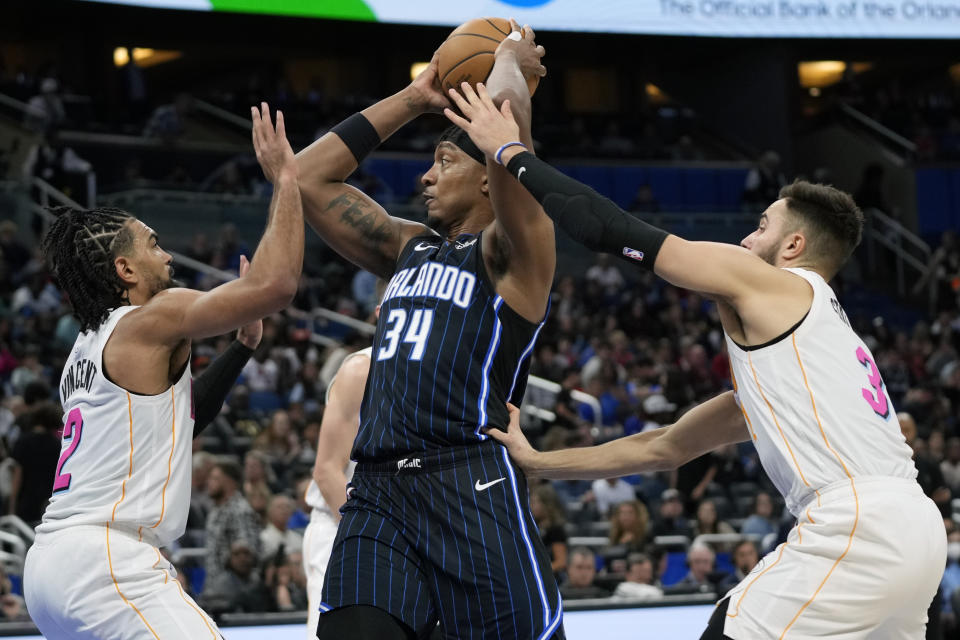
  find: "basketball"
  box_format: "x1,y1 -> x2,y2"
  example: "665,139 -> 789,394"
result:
436,17 -> 539,97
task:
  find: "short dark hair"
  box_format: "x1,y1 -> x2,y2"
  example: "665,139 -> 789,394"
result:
778,180 -> 863,275
41,206 -> 136,332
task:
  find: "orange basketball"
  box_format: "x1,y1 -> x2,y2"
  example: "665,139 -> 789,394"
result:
436,17 -> 539,97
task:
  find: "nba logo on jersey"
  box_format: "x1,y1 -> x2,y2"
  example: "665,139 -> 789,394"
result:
622,247 -> 645,262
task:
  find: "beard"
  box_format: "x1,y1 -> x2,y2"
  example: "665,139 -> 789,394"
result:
148,266 -> 183,297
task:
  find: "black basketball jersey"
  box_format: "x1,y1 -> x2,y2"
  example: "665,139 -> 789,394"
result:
352,232 -> 546,462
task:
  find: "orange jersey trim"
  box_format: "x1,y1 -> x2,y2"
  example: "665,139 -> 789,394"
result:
150,387 -> 176,529
106,523 -> 159,639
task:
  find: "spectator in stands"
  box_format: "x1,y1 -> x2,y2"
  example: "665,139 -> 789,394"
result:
267,549 -> 309,612
10,345 -> 45,396
598,122 -> 635,157
900,411 -> 951,516
670,135 -> 704,162
560,547 -> 610,600
718,539 -> 761,597
741,150 -> 785,211
650,488 -> 692,539
244,449 -> 278,496
740,491 -> 777,539
23,78 -> 65,134
260,495 -> 303,560
204,459 -> 262,590
944,438 -> 960,494
144,92 -> 192,141
612,552 -> 664,601
589,477 -> 636,517
242,343 -> 280,394
8,402 -> 60,524
185,452 -> 215,545
609,500 -> 650,550
215,223 -> 249,273
673,544 -> 720,595
585,254 -> 625,297
530,484 -> 568,575
11,268 -> 60,316
691,499 -> 735,542
253,409 -> 301,474
0,563 -> 27,621
201,539 -> 268,614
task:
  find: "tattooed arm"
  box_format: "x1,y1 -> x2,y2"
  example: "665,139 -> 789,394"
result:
296,56 -> 449,278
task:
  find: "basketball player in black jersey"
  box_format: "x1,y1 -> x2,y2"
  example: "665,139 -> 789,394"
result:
296,22 -> 563,640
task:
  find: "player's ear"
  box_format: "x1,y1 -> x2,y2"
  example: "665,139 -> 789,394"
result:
114,255 -> 138,286
480,172 -> 489,197
783,231 -> 805,261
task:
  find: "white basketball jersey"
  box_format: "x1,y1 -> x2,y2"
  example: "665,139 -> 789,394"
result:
304,347 -> 371,514
38,306 -> 195,546
726,268 -> 916,517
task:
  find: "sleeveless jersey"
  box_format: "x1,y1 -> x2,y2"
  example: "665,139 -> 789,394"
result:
304,347 -> 370,514
726,268 -> 916,517
38,306 -> 195,546
352,233 -> 546,462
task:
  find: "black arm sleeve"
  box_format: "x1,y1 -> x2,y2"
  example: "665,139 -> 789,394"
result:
505,151 -> 670,268
192,340 -> 254,437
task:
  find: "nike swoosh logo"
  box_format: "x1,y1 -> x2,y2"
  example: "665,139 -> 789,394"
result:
474,478 -> 506,492
414,242 -> 437,251
516,167 -> 526,180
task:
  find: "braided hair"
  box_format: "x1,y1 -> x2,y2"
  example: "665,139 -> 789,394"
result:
41,206 -> 136,332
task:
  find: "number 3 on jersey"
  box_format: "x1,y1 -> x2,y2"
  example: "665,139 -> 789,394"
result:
856,346 -> 890,420
52,408 -> 84,492
377,309 -> 435,362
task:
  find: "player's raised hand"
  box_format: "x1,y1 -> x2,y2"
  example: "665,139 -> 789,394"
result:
406,50 -> 452,115
444,82 -> 522,159
235,255 -> 264,349
484,403 -> 541,474
251,102 -> 296,184
495,19 -> 547,82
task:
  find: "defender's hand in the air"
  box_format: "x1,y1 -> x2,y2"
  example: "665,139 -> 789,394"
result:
444,83 -> 522,160
495,19 -> 547,82
484,403 -> 540,475
251,102 -> 296,184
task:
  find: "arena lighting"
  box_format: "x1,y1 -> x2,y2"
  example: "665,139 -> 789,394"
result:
410,62 -> 429,81
797,60 -> 846,88
112,47 -> 182,68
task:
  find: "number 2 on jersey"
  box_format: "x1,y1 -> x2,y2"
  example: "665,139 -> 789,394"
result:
377,309 -> 435,362
52,408 -> 84,492
856,346 -> 890,419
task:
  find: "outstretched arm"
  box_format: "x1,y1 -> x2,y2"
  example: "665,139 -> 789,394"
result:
487,392 -> 749,480
296,56 -> 450,278
312,354 -> 369,520
445,88 -> 799,305
476,22 -> 554,322
134,104 -> 303,344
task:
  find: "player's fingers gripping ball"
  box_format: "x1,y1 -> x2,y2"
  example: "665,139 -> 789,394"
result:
436,17 -> 540,97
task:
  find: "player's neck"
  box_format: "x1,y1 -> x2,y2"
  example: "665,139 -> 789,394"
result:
446,211 -> 492,240
777,259 -> 829,281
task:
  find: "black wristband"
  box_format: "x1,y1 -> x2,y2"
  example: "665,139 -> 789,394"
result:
506,151 -> 669,269
193,339 -> 255,436
330,113 -> 381,164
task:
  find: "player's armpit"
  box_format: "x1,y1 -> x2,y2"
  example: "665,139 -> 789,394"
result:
654,236 -> 808,303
